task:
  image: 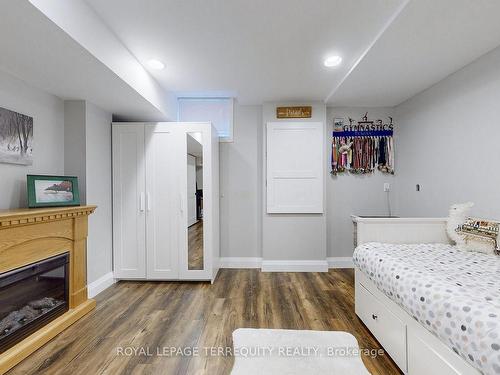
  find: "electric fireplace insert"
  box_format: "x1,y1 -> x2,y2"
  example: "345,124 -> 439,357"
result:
0,253 -> 69,353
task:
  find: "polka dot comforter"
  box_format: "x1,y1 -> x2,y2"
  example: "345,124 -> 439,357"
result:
353,242 -> 500,375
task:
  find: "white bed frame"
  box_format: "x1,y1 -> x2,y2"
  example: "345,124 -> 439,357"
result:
353,216 -> 481,375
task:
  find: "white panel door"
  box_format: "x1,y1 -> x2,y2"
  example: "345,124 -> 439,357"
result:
187,154 -> 197,227
112,124 -> 146,278
266,122 -> 324,213
145,124 -> 179,279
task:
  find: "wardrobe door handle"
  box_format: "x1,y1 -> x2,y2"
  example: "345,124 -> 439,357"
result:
146,192 -> 151,211
139,192 -> 145,212
179,194 -> 183,214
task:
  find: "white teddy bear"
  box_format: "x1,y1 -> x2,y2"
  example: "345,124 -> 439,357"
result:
447,202 -> 474,247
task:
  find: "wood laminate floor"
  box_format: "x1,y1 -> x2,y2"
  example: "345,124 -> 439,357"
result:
188,221 -> 203,270
7,269 -> 402,375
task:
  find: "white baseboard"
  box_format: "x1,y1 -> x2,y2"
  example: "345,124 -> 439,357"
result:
219,257 -> 353,271
220,257 -> 262,268
88,271 -> 115,298
261,260 -> 329,272
327,257 -> 354,269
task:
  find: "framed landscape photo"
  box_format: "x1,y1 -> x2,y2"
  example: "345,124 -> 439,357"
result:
27,175 -> 80,208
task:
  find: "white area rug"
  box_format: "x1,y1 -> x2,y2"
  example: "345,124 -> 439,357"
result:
230,328 -> 371,375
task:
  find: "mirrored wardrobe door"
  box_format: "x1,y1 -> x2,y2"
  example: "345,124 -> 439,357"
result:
186,132 -> 204,271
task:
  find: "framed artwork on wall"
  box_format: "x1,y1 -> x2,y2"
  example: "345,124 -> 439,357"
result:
0,106 -> 33,165
27,175 -> 80,208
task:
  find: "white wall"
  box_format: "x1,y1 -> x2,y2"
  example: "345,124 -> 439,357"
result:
220,104 -> 262,258
326,107 -> 396,258
394,45 -> 500,219
64,100 -> 87,202
85,102 -> 113,284
220,104 -> 395,262
0,69 -> 64,209
64,100 -> 113,284
262,102 -> 327,262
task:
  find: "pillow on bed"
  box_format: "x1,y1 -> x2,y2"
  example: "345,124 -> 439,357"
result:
456,217 -> 499,255
446,202 -> 473,246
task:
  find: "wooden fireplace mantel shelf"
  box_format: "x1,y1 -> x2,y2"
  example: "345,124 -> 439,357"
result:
0,205 -> 96,374
0,205 -> 96,228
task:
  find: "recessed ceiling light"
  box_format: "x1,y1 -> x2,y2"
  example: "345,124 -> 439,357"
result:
147,59 -> 165,70
324,55 -> 342,68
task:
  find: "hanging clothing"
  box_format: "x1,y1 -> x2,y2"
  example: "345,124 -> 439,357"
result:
378,137 -> 386,166
332,129 -> 394,175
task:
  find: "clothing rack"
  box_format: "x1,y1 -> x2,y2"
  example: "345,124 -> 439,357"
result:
331,125 -> 394,175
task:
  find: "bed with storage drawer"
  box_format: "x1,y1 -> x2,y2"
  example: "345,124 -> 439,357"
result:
352,216 -> 499,375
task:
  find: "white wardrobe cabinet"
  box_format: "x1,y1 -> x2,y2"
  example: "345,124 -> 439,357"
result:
112,122 -> 220,282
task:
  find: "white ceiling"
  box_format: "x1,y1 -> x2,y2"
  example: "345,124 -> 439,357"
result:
2,0 -> 500,117
0,0 -> 165,120
85,0 -> 500,107
84,0 -> 405,105
327,0 -> 500,106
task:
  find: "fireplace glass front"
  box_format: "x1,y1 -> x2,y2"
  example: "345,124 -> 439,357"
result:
0,253 -> 69,353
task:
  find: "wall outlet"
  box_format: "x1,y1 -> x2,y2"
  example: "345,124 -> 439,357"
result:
383,183 -> 390,192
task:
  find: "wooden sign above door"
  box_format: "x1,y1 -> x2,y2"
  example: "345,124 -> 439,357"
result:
276,106 -> 312,119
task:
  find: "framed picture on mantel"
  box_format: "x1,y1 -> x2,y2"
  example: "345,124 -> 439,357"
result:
27,175 -> 80,208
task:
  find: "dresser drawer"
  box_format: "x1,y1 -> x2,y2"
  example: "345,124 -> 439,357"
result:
355,282 -> 407,372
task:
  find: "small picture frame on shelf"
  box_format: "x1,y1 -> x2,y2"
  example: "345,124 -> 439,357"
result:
333,117 -> 344,130
27,175 -> 80,208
